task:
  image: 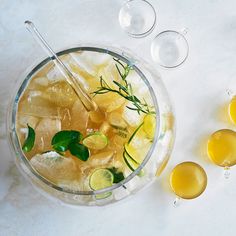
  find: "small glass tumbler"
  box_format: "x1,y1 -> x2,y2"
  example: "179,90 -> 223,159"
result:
151,29 -> 189,68
119,0 -> 157,38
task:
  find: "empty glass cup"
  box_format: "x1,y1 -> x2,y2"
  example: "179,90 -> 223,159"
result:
119,0 -> 156,37
151,29 -> 189,68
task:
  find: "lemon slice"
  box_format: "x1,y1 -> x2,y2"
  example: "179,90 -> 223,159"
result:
123,146 -> 144,177
83,132 -> 108,150
123,122 -> 148,176
89,168 -> 114,199
124,143 -> 140,162
143,113 -> 156,139
128,122 -> 144,144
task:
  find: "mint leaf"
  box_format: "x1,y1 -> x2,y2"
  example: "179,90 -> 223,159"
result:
69,143 -> 89,161
51,130 -> 83,152
22,124 -> 35,152
107,167 -> 125,183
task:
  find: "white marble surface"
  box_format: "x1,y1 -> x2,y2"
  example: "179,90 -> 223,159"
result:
1,0 -> 236,235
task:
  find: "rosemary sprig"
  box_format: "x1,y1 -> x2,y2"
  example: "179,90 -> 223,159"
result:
92,58 -> 154,115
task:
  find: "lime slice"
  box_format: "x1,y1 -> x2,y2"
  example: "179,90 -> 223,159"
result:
89,168 -> 114,190
123,146 -> 144,177
89,168 -> 114,199
83,132 -> 108,150
143,114 -> 156,139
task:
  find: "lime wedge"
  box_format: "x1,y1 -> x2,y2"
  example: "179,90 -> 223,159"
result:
83,132 -> 108,150
143,114 -> 156,139
89,168 -> 114,199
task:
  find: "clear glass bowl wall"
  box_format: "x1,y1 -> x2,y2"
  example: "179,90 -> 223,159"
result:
7,45 -> 175,206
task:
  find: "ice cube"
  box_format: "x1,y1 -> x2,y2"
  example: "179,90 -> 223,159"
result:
70,62 -> 94,79
71,71 -> 90,91
18,96 -> 59,118
17,114 -> 39,129
42,55 -> 71,84
44,81 -> 77,107
93,93 -> 125,113
70,51 -> 111,76
80,151 -> 116,179
20,128 -> 28,136
82,151 -> 114,169
68,52 -> 113,95
58,179 -> 83,191
89,110 -> 105,124
126,70 -> 147,94
34,76 -> 49,87
126,70 -> 153,105
109,151 -> 125,169
30,151 -> 80,184
58,107 -> 72,130
16,127 -> 29,145
99,121 -> 111,135
71,99 -> 89,134
27,77 -> 49,90
130,125 -> 150,148
46,65 -> 65,83
33,60 -> 56,78
122,102 -> 144,127
108,112 -> 127,129
106,134 -> 127,154
68,59 -> 96,87
34,117 -> 61,152
98,61 -> 120,85
27,90 -> 43,100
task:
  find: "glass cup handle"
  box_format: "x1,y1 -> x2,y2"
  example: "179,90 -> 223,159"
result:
176,28 -> 188,41
224,166 -> 230,179
173,196 -> 181,207
180,27 -> 188,36
226,89 -> 235,98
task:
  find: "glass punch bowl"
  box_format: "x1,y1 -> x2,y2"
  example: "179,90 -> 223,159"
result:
7,44 -> 175,206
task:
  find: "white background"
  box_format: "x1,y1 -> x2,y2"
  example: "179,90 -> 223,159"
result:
1,0 -> 236,235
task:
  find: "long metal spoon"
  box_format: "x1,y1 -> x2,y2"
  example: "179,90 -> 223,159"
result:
24,20 -> 97,111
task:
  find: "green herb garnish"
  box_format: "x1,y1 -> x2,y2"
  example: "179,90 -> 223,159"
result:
68,142 -> 89,161
51,130 -> 89,161
93,58 -> 154,115
51,130 -> 83,152
22,124 -> 35,152
107,167 -> 125,183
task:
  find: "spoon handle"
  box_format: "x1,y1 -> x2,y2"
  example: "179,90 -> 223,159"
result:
25,20 -> 97,111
